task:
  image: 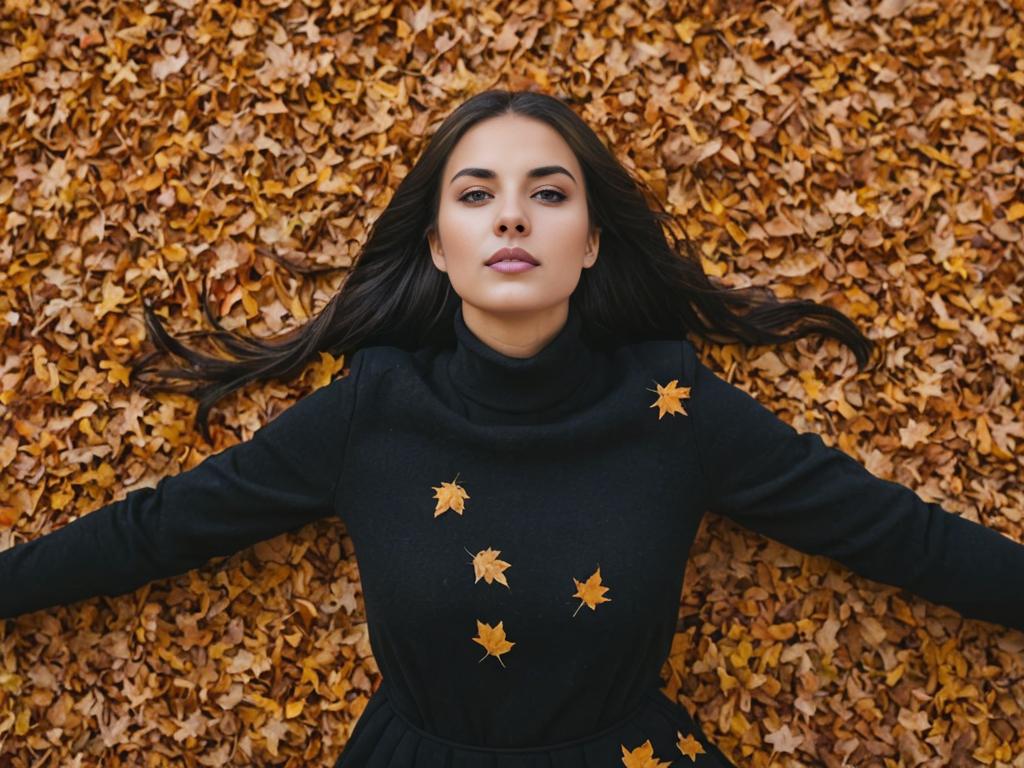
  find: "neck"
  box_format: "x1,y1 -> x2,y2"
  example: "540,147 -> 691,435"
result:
459,303 -> 570,360
446,300 -> 596,418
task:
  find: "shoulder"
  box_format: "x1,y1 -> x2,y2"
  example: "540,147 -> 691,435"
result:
614,337 -> 698,383
332,343 -> 423,390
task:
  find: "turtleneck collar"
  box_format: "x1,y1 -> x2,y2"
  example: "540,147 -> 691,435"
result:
447,302 -> 595,417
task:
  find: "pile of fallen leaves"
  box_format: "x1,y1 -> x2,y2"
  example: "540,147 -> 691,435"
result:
1,0 -> 1022,765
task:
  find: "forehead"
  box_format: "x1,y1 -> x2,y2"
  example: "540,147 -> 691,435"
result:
446,115 -> 579,175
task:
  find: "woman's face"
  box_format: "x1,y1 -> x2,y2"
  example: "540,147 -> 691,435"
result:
427,113 -> 600,355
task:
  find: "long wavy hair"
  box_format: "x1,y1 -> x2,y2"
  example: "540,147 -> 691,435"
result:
130,88 -> 879,443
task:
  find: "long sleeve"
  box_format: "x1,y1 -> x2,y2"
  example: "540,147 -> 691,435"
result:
682,341 -> 1024,632
0,350 -> 365,620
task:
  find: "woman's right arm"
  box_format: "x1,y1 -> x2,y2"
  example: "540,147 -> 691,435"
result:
0,350 -> 366,620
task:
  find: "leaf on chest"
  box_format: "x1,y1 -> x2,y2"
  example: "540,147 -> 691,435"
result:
465,546 -> 511,587
473,620 -> 515,667
572,566 -> 612,616
648,378 -> 691,419
432,473 -> 470,517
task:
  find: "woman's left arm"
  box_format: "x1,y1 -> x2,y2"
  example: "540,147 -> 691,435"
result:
680,341 -> 1024,632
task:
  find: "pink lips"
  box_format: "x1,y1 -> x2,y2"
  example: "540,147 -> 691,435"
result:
488,260 -> 537,273
485,246 -> 539,273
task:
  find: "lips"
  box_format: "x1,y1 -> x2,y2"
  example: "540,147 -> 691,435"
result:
485,247 -> 539,266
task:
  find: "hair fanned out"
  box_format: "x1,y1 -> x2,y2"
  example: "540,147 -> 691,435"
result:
130,88 -> 879,443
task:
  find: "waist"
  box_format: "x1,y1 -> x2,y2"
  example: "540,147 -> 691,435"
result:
380,679 -> 667,753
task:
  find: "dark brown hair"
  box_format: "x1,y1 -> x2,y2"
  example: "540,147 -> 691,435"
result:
130,88 -> 879,443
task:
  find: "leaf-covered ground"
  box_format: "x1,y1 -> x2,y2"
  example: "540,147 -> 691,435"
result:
1,0 -> 1023,766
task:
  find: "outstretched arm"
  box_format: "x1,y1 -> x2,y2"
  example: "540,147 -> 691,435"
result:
0,351 -> 366,620
681,341 -> 1024,632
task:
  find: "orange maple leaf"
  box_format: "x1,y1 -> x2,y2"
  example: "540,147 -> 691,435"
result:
620,739 -> 673,767
647,378 -> 691,419
472,620 -> 515,667
465,546 -> 511,587
676,731 -> 706,761
432,473 -> 470,517
572,565 -> 612,616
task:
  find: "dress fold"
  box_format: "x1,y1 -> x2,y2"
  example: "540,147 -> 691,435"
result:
335,685 -> 736,767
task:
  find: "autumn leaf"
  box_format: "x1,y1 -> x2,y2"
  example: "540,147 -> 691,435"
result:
572,565 -> 612,616
764,724 -> 803,755
465,546 -> 511,587
5,0 -> 1024,764
648,379 -> 691,419
620,738 -> 672,767
472,620 -> 515,667
676,731 -> 706,761
432,473 -> 470,517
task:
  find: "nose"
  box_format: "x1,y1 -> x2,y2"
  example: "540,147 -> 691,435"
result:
494,206 -> 528,236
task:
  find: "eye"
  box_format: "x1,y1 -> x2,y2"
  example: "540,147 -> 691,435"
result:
457,189 -> 568,204
535,189 -> 567,202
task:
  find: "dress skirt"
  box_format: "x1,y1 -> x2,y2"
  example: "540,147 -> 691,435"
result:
334,682 -> 739,767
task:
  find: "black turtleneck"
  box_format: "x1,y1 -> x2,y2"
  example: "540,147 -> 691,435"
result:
432,302 -> 611,424
2,302 -> 1022,768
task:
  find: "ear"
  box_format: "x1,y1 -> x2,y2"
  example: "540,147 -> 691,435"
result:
427,227 -> 447,272
583,226 -> 600,269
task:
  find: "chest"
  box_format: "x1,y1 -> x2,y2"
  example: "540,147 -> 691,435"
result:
335,368 -> 707,639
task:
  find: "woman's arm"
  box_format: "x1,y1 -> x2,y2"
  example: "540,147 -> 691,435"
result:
0,351 -> 366,620
681,341 -> 1024,632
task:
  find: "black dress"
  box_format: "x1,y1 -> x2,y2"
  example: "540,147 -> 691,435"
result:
2,301 -> 1021,767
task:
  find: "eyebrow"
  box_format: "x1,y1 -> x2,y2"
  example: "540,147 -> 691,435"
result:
449,165 -> 577,186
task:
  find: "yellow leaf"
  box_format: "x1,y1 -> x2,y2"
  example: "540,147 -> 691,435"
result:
572,566 -> 612,616
472,620 -> 515,666
466,546 -> 511,587
676,731 -> 706,761
432,474 -> 470,517
673,18 -> 701,44
717,666 -> 738,692
247,692 -> 282,717
648,379 -> 691,419
94,277 -> 128,319
285,699 -> 304,719
162,243 -> 189,262
621,738 -> 673,767
725,221 -> 747,245
885,663 -> 905,686
241,286 -> 258,317
14,709 -> 30,736
100,359 -> 131,388
914,143 -> 958,168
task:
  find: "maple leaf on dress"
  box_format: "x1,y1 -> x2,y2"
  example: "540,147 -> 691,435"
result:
676,730 -> 706,761
472,620 -> 515,667
572,566 -> 612,616
620,738 -> 673,767
647,378 -> 691,418
432,473 -> 470,517
465,546 -> 511,587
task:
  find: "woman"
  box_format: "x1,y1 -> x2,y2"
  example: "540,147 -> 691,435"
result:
2,90 -> 1021,767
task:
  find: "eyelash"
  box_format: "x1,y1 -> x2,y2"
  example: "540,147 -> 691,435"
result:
458,189 -> 567,204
